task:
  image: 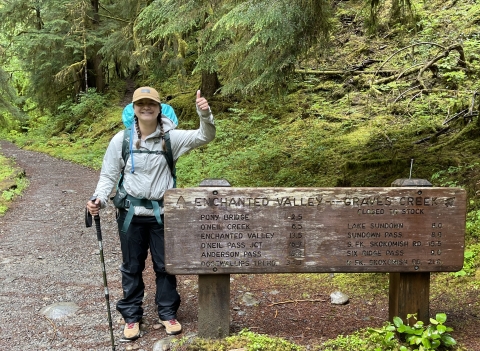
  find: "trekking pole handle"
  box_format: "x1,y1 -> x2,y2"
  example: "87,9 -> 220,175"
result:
85,196 -> 101,232
88,196 -> 103,242
94,215 -> 103,241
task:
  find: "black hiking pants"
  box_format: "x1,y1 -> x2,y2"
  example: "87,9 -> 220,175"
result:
116,210 -> 180,323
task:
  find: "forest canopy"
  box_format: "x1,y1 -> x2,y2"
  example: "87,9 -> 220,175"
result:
0,0 -> 416,121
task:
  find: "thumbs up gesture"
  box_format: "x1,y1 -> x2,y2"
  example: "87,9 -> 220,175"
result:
196,90 -> 210,113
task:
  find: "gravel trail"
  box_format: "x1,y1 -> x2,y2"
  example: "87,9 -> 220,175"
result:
0,140 -> 126,350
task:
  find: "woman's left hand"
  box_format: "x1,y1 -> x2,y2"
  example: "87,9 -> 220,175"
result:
196,90 -> 210,112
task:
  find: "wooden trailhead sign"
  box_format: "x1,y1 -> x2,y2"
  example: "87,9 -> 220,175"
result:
163,187 -> 466,275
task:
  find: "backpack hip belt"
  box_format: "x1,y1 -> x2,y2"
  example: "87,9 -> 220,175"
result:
120,194 -> 164,233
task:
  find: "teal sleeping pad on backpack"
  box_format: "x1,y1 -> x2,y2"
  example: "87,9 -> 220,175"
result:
122,103 -> 178,127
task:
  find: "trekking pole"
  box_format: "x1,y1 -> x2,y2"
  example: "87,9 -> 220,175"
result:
85,201 -> 116,351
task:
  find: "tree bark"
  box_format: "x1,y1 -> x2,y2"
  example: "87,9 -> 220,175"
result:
93,54 -> 105,92
89,0 -> 105,92
201,71 -> 221,99
35,5 -> 43,30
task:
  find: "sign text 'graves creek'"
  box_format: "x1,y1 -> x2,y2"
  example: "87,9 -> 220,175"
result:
163,187 -> 466,274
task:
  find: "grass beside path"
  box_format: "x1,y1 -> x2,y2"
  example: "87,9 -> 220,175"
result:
0,151 -> 29,215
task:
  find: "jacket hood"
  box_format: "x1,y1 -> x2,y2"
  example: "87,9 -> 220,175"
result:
161,115 -> 176,133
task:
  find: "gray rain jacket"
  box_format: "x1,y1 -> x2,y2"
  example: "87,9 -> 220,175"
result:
93,106 -> 215,216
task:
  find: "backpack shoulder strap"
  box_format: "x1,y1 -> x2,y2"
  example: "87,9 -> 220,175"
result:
122,127 -> 131,164
163,132 -> 174,174
117,128 -> 131,188
164,131 -> 177,187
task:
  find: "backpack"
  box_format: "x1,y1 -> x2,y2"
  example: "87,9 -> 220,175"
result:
113,105 -> 178,233
122,102 -> 178,128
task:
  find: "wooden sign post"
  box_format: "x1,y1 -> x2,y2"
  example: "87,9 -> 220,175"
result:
196,179 -> 231,339
389,178 -> 433,324
164,184 -> 466,336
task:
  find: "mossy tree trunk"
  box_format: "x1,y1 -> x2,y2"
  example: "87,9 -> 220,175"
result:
90,0 -> 105,93
201,71 -> 221,99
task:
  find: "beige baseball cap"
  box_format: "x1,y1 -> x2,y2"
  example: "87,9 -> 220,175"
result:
132,87 -> 161,103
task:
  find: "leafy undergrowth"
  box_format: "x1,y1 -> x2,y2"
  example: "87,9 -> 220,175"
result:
0,153 -> 28,215
157,270 -> 476,351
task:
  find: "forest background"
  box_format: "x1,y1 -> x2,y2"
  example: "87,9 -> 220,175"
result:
0,0 -> 479,350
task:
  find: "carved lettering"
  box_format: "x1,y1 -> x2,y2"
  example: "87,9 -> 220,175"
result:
165,187 -> 466,274
247,232 -> 274,239
347,232 -> 381,238
370,222 -> 404,229
348,223 -> 366,229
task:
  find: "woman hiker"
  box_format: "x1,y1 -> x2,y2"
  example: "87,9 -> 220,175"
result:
86,87 -> 216,340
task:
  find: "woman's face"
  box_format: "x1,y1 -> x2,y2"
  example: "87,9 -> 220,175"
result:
134,99 -> 160,123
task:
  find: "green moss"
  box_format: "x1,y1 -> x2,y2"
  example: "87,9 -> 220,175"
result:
0,154 -> 29,216
332,273 -> 389,296
180,329 -> 305,351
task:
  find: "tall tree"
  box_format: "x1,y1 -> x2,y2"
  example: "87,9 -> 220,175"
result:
0,0 -> 74,110
0,0 -> 110,111
134,0 -> 222,97
0,66 -> 24,126
134,0 -> 333,97
98,0 -> 151,80
365,0 -> 414,28
90,0 -> 105,93
204,0 -> 332,95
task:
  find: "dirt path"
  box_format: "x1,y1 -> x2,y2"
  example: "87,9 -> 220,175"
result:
0,140 -> 478,351
0,140 -> 125,350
